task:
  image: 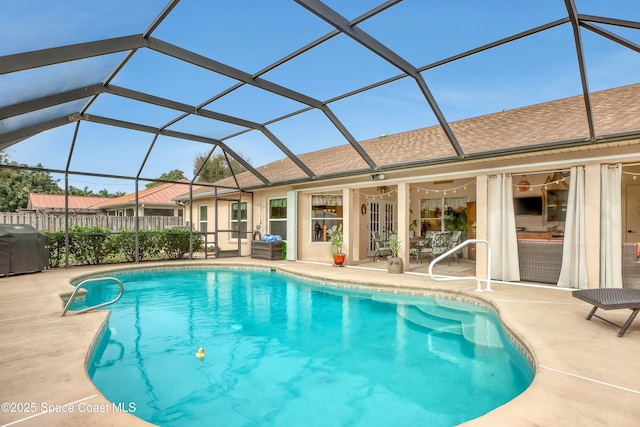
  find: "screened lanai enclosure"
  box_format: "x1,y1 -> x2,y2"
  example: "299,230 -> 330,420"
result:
2,1 -> 640,262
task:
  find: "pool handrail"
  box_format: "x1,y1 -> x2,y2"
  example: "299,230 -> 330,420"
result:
60,277 -> 124,316
428,239 -> 492,292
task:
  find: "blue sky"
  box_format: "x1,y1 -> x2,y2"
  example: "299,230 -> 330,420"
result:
2,0 -> 640,193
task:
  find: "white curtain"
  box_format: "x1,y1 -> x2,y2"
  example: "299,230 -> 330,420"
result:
420,198 -> 442,211
558,166 -> 587,288
444,197 -> 467,210
600,164 -> 623,288
487,174 -> 520,281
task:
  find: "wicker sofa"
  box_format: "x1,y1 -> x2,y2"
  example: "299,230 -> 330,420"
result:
517,241 -> 640,287
517,239 -> 564,284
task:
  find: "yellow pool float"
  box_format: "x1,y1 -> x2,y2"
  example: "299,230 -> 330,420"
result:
195,347 -> 205,360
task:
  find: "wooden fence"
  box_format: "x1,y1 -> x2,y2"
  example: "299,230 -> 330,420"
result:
0,212 -> 184,232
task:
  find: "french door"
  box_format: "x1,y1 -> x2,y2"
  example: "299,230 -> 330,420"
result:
368,200 -> 396,256
626,184 -> 640,243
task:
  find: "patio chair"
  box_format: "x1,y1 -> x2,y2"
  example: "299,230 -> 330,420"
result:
447,230 -> 463,264
572,288 -> 640,337
371,232 -> 391,261
420,232 -> 449,264
409,239 -> 427,264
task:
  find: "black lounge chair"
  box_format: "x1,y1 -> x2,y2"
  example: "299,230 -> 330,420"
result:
572,288 -> 640,337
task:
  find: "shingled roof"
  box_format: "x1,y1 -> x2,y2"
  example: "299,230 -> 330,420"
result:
201,83 -> 640,191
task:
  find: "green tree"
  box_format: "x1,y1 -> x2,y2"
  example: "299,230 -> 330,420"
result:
67,187 -> 125,198
68,185 -> 95,196
194,152 -> 248,183
146,169 -> 186,188
97,189 -> 126,198
0,154 -> 63,211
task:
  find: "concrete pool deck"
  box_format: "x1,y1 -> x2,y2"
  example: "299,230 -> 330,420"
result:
1,258 -> 639,426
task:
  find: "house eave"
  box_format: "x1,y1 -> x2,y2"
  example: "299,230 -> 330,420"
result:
232,131 -> 640,192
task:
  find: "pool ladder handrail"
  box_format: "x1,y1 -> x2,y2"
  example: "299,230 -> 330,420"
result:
428,239 -> 492,292
60,277 -> 124,317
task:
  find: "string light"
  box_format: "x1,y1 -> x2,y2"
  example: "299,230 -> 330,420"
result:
357,179 -> 476,199
622,171 -> 639,180
355,188 -> 398,199
410,179 -> 476,194
354,174 -> 608,197
514,176 -> 568,191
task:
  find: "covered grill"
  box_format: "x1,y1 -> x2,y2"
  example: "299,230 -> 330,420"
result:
0,224 -> 49,276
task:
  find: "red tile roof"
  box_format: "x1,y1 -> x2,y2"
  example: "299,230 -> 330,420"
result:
29,181 -> 203,211
92,180 -> 198,208
28,194 -> 110,210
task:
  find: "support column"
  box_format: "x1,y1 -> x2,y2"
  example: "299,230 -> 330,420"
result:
347,188 -> 361,263
475,174 -> 488,280
286,191 -> 298,261
398,182 -> 410,265
343,187 -> 352,265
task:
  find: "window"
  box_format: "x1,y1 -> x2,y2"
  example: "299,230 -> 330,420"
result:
144,208 -> 173,216
268,198 -> 287,239
420,197 -> 467,233
420,198 -> 443,233
199,205 -> 208,232
311,194 -> 343,242
230,202 -> 247,239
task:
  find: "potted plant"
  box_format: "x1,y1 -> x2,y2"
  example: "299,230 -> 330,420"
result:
387,233 -> 403,274
444,206 -> 467,237
328,224 -> 345,267
444,206 -> 467,259
409,219 -> 418,238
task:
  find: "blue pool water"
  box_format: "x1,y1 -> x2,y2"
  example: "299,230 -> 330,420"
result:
85,268 -> 534,427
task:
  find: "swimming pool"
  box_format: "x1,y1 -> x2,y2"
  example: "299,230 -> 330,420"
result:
84,267 -> 534,427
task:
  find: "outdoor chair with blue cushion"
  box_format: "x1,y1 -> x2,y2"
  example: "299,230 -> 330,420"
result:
572,288 -> 640,337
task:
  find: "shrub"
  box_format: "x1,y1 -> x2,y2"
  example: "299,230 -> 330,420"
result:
110,229 -> 161,262
44,231 -> 65,268
107,230 -> 136,262
158,228 -> 203,260
43,227 -> 203,266
139,229 -> 162,260
68,225 -> 114,265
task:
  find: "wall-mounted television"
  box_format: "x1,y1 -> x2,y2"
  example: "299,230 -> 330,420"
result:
513,196 -> 543,216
